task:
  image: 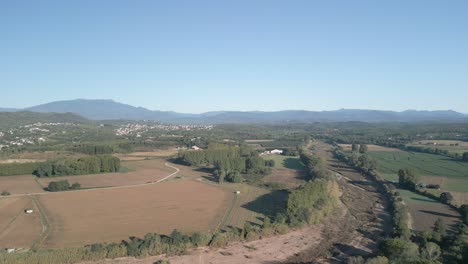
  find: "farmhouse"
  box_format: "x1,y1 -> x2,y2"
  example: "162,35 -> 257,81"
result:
270,149 -> 283,155
191,145 -> 201,150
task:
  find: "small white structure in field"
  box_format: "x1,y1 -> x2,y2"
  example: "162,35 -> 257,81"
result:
7,248 -> 15,253
24,209 -> 34,214
191,145 -> 201,150
235,191 -> 241,194
270,149 -> 283,155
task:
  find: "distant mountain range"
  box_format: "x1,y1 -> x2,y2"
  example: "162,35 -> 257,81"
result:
1,99 -> 467,124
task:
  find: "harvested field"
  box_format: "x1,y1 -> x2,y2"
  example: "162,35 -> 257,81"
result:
452,192 -> 468,205
244,139 -> 274,143
339,144 -> 401,152
0,175 -> 45,194
0,196 -> 42,248
1,151 -> 83,162
169,163 -> 212,180
409,140 -> 468,154
262,155 -> 306,189
115,149 -> 178,161
218,183 -> 286,229
37,159 -> 174,189
38,180 -> 231,247
399,190 -> 461,232
0,159 -> 43,164
263,168 -> 305,189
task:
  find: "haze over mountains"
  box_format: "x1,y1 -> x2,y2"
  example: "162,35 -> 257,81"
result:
1,99 -> 467,124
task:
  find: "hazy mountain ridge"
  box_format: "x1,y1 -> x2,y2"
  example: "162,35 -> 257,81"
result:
2,99 -> 467,124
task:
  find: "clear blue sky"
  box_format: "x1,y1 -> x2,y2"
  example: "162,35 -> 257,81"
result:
1,0 -> 467,113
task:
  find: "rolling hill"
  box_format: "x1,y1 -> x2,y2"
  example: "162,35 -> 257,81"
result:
0,111 -> 89,128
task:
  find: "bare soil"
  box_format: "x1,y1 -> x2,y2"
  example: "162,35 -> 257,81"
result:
82,224 -> 327,264
38,180 -> 231,248
37,159 -> 174,189
263,168 -> 306,189
408,203 -> 460,233
338,144 -> 401,152
0,196 -> 42,248
0,175 -> 45,194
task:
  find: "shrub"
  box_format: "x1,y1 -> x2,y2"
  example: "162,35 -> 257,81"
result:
440,192 -> 454,204
48,180 -> 71,192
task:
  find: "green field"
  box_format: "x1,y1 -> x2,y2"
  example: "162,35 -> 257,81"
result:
369,151 -> 468,178
409,140 -> 468,155
263,155 -> 305,170
398,189 -> 438,205
369,151 -> 468,193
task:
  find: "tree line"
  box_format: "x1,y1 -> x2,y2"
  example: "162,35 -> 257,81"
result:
177,144 -> 271,183
33,155 -> 120,177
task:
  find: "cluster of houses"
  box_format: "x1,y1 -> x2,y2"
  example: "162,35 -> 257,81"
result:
115,123 -> 214,136
0,122 -> 74,150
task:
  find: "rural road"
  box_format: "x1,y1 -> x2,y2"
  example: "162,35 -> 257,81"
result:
0,162 -> 180,198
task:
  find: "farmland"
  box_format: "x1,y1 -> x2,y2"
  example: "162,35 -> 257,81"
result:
338,144 -> 400,152
37,180 -> 230,248
368,150 -> 468,200
366,148 -> 464,232
0,153 -> 282,250
0,175 -> 45,195
409,140 -> 468,155
0,196 -> 42,248
36,159 -> 174,189
262,155 -> 306,189
398,190 -> 461,232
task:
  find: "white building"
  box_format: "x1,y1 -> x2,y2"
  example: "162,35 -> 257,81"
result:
270,149 -> 283,155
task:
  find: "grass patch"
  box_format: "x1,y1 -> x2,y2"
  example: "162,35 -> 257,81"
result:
118,166 -> 134,173
398,189 -> 439,205
263,155 -> 305,170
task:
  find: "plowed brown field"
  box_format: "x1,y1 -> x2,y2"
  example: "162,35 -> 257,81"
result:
38,180 -> 230,247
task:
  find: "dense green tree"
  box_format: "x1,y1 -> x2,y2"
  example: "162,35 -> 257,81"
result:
33,155 -> 120,177
421,242 -> 441,262
463,152 -> 468,162
398,168 -> 420,190
359,144 -> 368,153
460,204 -> 468,224
365,256 -> 389,264
432,218 -> 446,243
440,192 -> 454,204
48,180 -> 71,192
351,143 -> 359,152
265,159 -> 276,167
381,238 -> 420,262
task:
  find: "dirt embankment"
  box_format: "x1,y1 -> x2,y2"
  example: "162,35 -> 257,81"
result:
302,141 -> 392,263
